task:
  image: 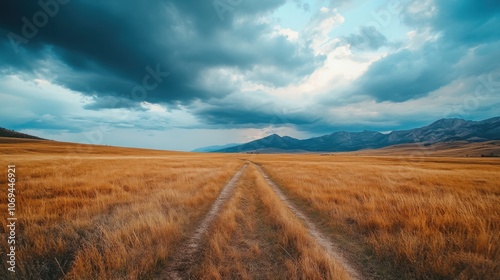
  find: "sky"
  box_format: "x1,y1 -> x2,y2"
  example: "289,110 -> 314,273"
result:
0,0 -> 499,151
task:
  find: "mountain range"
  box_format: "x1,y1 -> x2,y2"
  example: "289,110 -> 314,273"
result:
215,117 -> 500,153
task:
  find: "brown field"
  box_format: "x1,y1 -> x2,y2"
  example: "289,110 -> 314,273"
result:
193,164 -> 351,280
252,154 -> 500,279
1,138 -> 499,279
349,140 -> 500,157
0,138 -> 242,279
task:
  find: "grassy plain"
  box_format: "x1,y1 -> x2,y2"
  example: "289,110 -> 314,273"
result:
0,138 -> 242,279
349,140 -> 500,157
251,155 -> 500,279
1,138 -> 499,279
194,164 -> 351,279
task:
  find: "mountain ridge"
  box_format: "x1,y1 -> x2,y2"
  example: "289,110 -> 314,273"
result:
0,127 -> 45,140
216,117 -> 500,153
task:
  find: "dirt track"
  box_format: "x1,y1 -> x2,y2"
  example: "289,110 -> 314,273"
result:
162,164 -> 248,279
162,162 -> 362,279
255,164 -> 363,280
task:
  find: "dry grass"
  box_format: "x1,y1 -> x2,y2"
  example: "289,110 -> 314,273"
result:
251,155 -> 500,279
0,140 -> 242,279
349,140 -> 500,157
2,139 -> 499,279
195,164 -> 352,279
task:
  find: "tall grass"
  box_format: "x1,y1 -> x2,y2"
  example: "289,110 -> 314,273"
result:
2,139 -> 498,279
254,155 -> 500,279
0,141 -> 241,279
195,164 -> 352,279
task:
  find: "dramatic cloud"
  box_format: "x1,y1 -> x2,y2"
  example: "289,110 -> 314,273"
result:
0,0 -> 321,108
354,44 -> 458,102
1,0 -> 499,150
344,26 -> 388,50
352,0 -> 500,102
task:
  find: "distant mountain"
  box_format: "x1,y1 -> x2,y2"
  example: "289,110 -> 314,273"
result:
192,143 -> 241,152
387,117 -> 500,144
0,127 -> 45,140
217,117 -> 500,153
219,134 -> 303,153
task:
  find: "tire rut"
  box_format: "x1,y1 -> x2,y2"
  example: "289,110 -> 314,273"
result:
254,164 -> 363,280
161,164 -> 248,279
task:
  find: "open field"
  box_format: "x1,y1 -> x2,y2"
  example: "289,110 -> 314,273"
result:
1,138 -> 499,279
0,138 -> 242,279
191,164 -> 352,280
252,154 -> 500,279
348,140 -> 500,157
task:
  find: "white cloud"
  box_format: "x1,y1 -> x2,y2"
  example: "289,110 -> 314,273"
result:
318,75 -> 500,128
140,102 -> 167,113
273,26 -> 300,41
406,28 -> 441,50
0,75 -> 88,126
406,0 -> 437,19
306,8 -> 345,55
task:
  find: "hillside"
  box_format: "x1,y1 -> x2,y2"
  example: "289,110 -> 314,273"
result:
217,117 -> 500,153
0,127 -> 45,140
344,140 -> 500,157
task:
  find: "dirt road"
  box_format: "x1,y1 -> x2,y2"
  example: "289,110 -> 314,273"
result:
162,162 -> 363,279
255,164 -> 363,280
162,164 -> 248,279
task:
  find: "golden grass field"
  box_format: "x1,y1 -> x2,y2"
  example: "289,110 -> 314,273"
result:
1,138 -> 499,279
193,164 -> 351,280
253,155 -> 500,279
0,138 -> 242,279
350,140 -> 500,157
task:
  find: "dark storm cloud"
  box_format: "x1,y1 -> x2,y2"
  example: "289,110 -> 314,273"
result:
343,26 -> 387,50
354,0 -> 500,102
2,0 -> 498,134
195,102 -> 320,130
355,44 -> 460,102
0,0 -> 321,108
406,0 -> 500,45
